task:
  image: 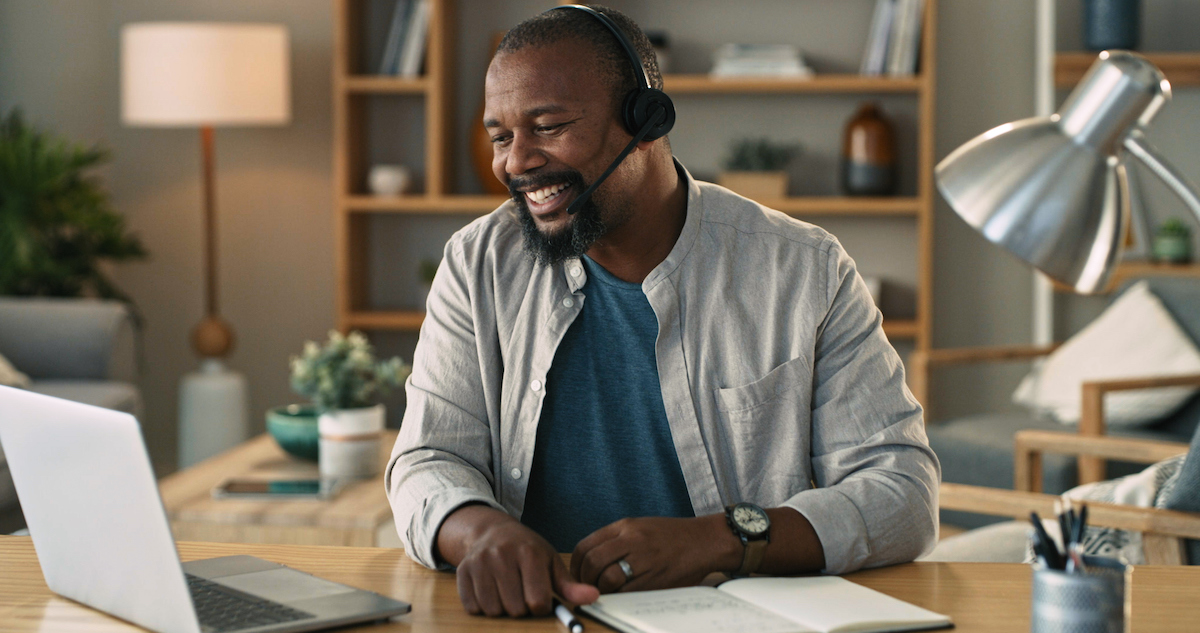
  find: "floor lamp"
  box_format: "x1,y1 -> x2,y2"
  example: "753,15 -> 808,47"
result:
121,22 -> 291,468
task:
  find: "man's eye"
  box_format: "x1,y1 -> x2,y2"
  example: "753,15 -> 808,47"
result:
491,135 -> 511,146
536,124 -> 563,134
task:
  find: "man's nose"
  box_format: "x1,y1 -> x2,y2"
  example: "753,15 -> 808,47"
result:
505,130 -> 547,176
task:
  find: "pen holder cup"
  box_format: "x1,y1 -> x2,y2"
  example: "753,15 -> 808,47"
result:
1031,556 -> 1129,633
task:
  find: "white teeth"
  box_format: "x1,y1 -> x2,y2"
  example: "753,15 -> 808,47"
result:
527,183 -> 567,205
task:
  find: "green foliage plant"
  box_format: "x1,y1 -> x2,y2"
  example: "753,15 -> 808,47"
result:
290,330 -> 411,412
1157,218 -> 1191,239
0,109 -> 147,302
721,137 -> 800,172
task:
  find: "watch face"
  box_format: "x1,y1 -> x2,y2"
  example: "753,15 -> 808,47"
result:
733,504 -> 769,536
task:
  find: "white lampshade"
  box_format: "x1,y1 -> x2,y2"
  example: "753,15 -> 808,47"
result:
122,22 -> 291,127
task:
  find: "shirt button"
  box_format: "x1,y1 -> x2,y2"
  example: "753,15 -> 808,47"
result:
530,380 -> 542,392
510,468 -> 522,480
570,266 -> 583,277
562,297 -> 575,308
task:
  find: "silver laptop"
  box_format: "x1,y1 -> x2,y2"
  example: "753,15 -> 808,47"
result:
0,386 -> 410,633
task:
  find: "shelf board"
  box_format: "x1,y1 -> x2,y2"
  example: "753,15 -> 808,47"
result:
342,195 -> 921,216
342,75 -> 431,94
344,310 -> 426,331
346,309 -> 920,339
663,73 -> 924,94
1052,260 -> 1200,293
1056,52 -> 1200,87
882,319 -> 919,340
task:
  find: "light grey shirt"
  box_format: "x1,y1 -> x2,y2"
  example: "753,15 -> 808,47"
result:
386,163 -> 940,574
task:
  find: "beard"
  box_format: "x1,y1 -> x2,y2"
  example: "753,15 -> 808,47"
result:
510,170 -> 610,266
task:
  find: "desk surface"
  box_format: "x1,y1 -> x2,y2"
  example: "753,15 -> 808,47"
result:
2,535 -> 1197,632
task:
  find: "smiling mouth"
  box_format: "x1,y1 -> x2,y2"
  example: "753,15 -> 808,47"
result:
520,181 -> 576,216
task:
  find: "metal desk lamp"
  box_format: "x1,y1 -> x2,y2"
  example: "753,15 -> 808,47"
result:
936,51 -> 1200,294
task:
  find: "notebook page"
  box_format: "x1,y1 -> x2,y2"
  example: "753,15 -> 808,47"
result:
581,586 -> 814,633
719,577 -> 951,633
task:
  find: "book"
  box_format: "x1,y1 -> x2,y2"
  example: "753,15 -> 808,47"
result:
398,0 -> 432,77
859,0 -> 896,76
579,576 -> 953,633
886,0 -> 925,76
377,0 -> 412,75
710,44 -> 814,79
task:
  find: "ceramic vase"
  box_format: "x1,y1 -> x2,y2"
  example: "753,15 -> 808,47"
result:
841,102 -> 896,196
318,404 -> 385,479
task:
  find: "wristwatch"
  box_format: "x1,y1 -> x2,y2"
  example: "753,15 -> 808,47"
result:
725,502 -> 771,576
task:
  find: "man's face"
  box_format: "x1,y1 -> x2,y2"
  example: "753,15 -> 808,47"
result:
484,39 -> 633,264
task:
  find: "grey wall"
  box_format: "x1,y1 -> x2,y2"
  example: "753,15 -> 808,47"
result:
3,0 -> 1198,473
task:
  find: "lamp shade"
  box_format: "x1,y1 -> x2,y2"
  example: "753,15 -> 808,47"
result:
935,51 -> 1173,294
121,22 -> 290,127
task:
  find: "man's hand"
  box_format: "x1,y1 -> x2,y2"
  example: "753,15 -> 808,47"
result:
571,508 -> 826,594
570,515 -> 741,593
436,505 -> 599,617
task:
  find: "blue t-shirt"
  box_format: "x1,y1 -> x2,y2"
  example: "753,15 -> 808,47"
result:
521,256 -> 695,552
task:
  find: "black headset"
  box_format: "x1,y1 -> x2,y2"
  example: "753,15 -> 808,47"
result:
545,4 -> 676,214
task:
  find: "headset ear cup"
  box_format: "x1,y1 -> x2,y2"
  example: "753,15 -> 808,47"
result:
623,88 -> 676,141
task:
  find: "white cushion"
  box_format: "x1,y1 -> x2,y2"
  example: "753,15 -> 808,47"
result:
1013,281 -> 1200,427
0,353 -> 30,388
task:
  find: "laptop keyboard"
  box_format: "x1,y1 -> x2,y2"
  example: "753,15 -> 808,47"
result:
186,573 -> 316,632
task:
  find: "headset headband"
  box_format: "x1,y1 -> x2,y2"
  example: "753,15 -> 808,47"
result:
554,4 -> 652,91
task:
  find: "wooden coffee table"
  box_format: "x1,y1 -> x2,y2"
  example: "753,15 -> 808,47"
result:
159,431 -> 402,548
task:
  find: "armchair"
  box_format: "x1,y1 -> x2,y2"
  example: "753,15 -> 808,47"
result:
0,297 -> 140,534
914,278 -> 1200,529
930,429 -> 1200,565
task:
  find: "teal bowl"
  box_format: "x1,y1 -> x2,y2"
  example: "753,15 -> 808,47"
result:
266,404 -> 320,462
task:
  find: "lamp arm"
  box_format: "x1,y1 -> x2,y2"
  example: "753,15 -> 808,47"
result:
1124,131 -> 1200,225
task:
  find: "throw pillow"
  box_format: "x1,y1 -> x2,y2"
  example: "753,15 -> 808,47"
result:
0,353 -> 30,388
1013,281 -> 1200,427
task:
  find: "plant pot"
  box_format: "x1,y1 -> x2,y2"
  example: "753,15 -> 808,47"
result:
318,404 -> 385,479
717,171 -> 788,200
266,404 -> 319,462
1153,234 -> 1192,264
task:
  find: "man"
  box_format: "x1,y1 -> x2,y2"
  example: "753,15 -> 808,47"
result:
385,5 -> 939,619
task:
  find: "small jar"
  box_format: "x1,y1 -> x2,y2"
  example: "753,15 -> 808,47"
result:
841,102 -> 896,196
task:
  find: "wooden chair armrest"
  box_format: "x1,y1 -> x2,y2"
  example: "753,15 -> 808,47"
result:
1075,372 -> 1200,484
1014,430 -> 1188,492
940,483 -> 1200,540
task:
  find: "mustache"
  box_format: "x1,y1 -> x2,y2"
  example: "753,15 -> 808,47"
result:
507,170 -> 587,198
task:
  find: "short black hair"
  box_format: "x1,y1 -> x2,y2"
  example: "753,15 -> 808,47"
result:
497,5 -> 663,111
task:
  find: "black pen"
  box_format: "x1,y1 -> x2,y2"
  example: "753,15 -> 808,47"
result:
1030,512 -> 1063,569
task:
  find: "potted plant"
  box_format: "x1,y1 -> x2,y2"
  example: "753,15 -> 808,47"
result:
0,109 -> 147,308
717,137 -> 799,200
1153,218 -> 1192,264
290,330 -> 411,478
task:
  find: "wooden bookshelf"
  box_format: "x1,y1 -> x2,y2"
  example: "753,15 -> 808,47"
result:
663,74 -> 924,94
1056,52 -> 1200,87
1052,261 -> 1200,294
333,0 -> 939,367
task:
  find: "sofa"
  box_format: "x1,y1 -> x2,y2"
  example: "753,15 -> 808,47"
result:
0,298 -> 140,534
921,278 -> 1200,529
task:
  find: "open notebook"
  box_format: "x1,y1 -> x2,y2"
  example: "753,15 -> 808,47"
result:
580,576 -> 953,633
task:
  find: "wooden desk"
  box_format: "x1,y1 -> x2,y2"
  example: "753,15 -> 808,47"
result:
2,536 -> 1197,632
159,432 -> 401,547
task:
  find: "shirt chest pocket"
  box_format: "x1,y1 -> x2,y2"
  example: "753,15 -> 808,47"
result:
715,355 -> 812,415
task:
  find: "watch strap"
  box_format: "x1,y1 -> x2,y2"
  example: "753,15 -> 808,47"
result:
736,536 -> 768,576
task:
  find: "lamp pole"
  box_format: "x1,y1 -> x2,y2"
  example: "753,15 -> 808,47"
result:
192,125 -> 235,359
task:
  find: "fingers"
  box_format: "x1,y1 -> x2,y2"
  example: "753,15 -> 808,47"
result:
598,561 -> 632,594
518,549 -> 555,616
574,534 -> 629,587
571,521 -> 621,580
553,555 -> 600,606
457,565 -> 481,615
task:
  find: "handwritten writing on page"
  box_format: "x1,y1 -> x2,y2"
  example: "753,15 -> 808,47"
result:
585,586 -> 813,633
